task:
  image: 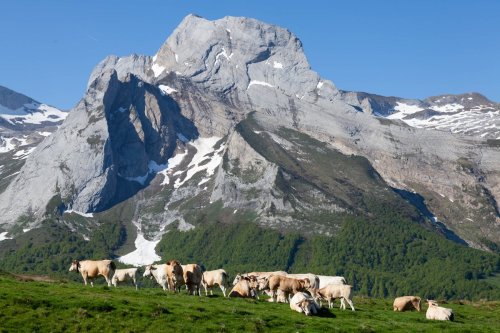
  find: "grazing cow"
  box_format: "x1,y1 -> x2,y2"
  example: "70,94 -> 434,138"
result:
317,275 -> 347,288
290,292 -> 320,316
232,271 -> 287,285
426,300 -> 454,321
166,260 -> 184,292
229,276 -> 259,298
202,269 -> 230,297
393,296 -> 421,312
182,264 -> 203,296
316,284 -> 355,311
69,259 -> 115,287
261,275 -> 312,303
112,268 -> 139,290
143,264 -> 169,291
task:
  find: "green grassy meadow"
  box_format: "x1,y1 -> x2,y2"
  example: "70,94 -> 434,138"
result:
1,273 -> 499,333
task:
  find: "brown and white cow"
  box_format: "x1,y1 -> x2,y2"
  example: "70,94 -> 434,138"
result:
182,264 -> 203,296
166,260 -> 184,292
260,275 -> 312,303
202,269 -> 230,297
69,259 -> 116,287
229,276 -> 259,298
393,296 -> 421,312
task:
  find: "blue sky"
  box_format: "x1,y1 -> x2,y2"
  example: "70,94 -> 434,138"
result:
1,0 -> 499,109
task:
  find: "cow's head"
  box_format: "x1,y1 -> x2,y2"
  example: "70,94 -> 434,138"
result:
299,299 -> 313,316
413,297 -> 422,312
232,273 -> 242,286
256,276 -> 268,290
143,265 -> 156,278
426,299 -> 438,308
69,260 -> 80,272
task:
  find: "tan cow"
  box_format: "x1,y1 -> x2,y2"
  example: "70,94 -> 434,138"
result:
143,264 -> 169,291
315,284 -> 355,311
166,260 -> 184,292
182,264 -> 203,296
393,296 -> 421,312
202,269 -> 230,297
232,271 -> 287,285
261,275 -> 312,302
69,259 -> 115,287
229,276 -> 259,298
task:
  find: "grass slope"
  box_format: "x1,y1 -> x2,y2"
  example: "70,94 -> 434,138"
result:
0,274 -> 499,333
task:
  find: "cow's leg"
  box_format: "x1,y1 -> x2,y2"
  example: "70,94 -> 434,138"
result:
220,285 -> 226,297
346,298 -> 355,311
82,274 -> 88,286
328,298 -> 333,309
340,298 -> 346,310
203,284 -> 208,296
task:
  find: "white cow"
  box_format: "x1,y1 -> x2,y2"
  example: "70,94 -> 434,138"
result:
426,300 -> 454,321
290,292 -> 320,316
202,269 -> 230,297
143,264 -> 169,290
316,284 -> 355,311
317,275 -> 347,288
112,268 -> 139,290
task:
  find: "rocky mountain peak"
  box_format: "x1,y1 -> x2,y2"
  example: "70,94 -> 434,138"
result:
151,15 -> 337,99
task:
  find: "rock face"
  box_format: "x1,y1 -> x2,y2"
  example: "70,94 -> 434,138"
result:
0,14 -> 498,251
0,86 -> 67,194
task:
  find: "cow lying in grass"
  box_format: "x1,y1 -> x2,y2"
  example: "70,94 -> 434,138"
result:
426,300 -> 454,321
229,276 -> 259,298
393,296 -> 421,312
290,292 -> 320,316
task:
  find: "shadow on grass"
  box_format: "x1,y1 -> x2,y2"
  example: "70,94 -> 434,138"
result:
316,308 -> 336,318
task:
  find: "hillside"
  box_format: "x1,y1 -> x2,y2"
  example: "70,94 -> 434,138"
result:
0,273 -> 499,333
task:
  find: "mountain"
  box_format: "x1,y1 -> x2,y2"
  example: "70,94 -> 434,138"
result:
0,15 -> 499,296
0,85 -> 66,194
341,91 -> 500,139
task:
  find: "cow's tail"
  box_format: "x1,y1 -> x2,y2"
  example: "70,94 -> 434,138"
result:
341,277 -> 347,285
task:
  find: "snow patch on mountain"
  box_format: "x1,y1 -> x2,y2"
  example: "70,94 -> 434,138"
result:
247,80 -> 274,89
158,85 -> 178,95
174,136 -> 224,189
118,233 -> 161,266
0,231 -> 12,242
1,104 -> 66,125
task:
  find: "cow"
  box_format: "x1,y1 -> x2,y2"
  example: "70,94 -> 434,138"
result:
426,300 -> 454,321
112,268 -> 139,290
182,264 -> 203,296
287,273 -> 320,289
229,276 -> 259,298
69,259 -> 115,287
315,284 -> 355,311
202,269 -> 230,297
260,275 -> 312,303
143,264 -> 169,291
393,296 -> 421,312
232,271 -> 287,286
317,275 -> 347,288
166,260 -> 184,292
290,292 -> 320,316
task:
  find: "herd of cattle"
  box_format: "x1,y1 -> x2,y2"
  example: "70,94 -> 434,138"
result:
68,259 -> 454,321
